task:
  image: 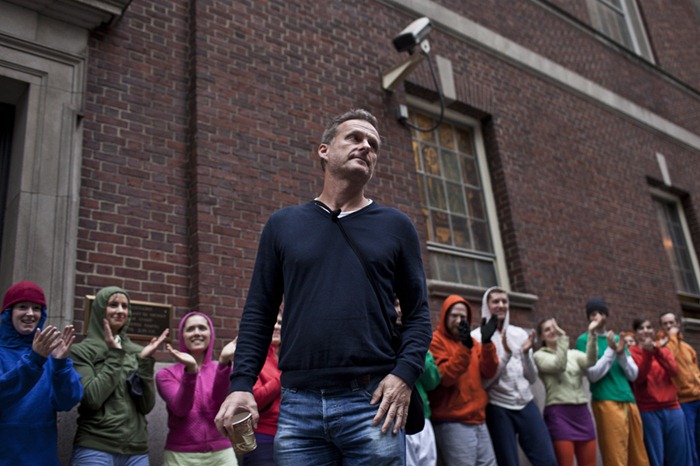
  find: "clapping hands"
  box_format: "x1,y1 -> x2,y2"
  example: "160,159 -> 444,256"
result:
103,319 -> 120,349
481,315 -> 499,344
51,325 -> 76,359
589,313 -> 606,333
521,330 -> 536,353
606,330 -> 627,354
501,329 -> 535,354
658,326 -> 678,347
551,319 -> 566,338
31,324 -> 76,359
458,320 -> 473,349
218,337 -> 237,365
637,334 -> 655,351
140,328 -> 169,359
165,343 -> 198,372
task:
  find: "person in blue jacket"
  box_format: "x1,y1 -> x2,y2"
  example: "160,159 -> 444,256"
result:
0,280 -> 83,466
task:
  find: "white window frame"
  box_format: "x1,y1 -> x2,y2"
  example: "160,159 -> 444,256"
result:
651,188 -> 700,298
694,0 -> 700,21
587,0 -> 654,62
407,96 -> 511,293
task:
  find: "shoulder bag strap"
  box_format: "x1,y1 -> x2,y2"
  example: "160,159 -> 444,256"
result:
313,200 -> 397,338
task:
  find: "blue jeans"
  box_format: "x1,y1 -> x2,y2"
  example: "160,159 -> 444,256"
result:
682,400 -> 700,466
274,377 -> 405,465
70,447 -> 149,466
485,401 -> 557,466
640,408 -> 695,466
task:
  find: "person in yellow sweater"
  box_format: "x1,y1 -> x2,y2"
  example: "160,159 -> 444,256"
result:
659,311 -> 700,465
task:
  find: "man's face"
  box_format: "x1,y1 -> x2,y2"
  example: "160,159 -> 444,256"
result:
447,303 -> 468,338
319,119 -> 380,183
660,313 -> 678,333
487,292 -> 508,321
11,301 -> 42,335
588,310 -> 607,326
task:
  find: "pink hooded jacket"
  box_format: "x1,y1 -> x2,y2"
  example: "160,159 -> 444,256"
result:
156,312 -> 233,453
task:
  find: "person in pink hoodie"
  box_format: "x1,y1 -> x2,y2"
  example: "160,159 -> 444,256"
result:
156,311 -> 237,466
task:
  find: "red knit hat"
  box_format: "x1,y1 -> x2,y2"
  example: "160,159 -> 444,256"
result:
2,281 -> 47,310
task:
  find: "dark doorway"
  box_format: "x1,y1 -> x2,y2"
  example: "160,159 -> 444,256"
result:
0,103 -> 15,262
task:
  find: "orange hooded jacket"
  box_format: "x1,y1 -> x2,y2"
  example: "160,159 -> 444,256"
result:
428,294 -> 498,424
665,333 -> 700,403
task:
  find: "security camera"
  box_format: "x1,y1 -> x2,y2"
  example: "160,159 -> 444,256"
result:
392,17 -> 432,54
382,16 -> 445,130
382,17 -> 433,91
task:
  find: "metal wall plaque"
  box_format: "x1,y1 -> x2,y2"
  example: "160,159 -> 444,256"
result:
83,295 -> 172,340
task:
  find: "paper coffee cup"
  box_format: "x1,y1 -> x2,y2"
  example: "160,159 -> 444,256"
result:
229,411 -> 257,455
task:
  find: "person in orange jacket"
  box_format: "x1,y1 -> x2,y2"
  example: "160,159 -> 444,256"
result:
428,294 -> 498,465
659,311 -> 700,465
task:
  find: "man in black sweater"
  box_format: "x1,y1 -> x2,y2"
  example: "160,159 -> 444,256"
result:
215,109 -> 432,465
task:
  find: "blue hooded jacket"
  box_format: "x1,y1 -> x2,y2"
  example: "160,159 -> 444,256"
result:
0,280 -> 83,466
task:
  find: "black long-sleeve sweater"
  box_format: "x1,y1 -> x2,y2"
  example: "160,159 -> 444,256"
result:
229,201 -> 432,391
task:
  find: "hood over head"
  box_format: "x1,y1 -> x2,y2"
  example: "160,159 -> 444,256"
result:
481,286 -> 509,331
437,294 -> 472,340
83,286 -> 142,354
88,286 -> 131,338
0,281 -> 48,348
178,311 -> 215,365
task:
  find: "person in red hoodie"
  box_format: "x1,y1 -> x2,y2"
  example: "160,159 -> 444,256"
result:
429,294 -> 499,466
242,310 -> 282,466
630,317 -> 694,466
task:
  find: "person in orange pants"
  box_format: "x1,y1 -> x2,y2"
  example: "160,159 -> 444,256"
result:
576,297 -> 649,466
534,317 -> 601,466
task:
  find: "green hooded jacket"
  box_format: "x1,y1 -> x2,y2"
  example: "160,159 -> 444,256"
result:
70,286 -> 156,454
416,352 -> 441,419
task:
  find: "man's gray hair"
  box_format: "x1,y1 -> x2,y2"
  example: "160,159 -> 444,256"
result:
320,109 -> 379,146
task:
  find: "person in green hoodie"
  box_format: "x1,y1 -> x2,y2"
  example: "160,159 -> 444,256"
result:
396,297 -> 441,466
69,286 -> 169,465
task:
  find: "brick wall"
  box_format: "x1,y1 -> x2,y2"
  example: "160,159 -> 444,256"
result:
77,0 -> 700,350
77,0 -> 191,333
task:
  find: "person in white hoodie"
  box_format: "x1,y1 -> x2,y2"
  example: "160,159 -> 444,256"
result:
471,287 -> 557,466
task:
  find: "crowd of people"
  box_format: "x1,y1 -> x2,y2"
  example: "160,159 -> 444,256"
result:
0,281 -> 283,466
4,279 -> 699,466
2,109 -> 700,466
